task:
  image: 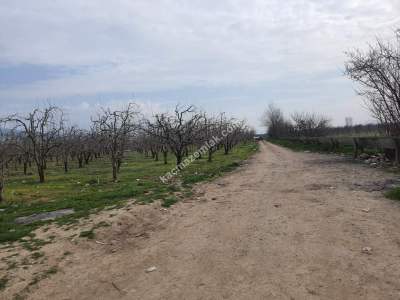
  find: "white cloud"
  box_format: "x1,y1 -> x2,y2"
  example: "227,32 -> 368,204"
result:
0,0 -> 399,131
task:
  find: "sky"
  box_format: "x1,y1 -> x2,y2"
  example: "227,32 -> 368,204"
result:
1,0 -> 400,132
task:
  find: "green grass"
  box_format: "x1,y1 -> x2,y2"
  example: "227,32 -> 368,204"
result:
385,188 -> 400,201
21,238 -> 51,252
161,196 -> 178,208
268,138 -> 381,156
0,142 -> 258,244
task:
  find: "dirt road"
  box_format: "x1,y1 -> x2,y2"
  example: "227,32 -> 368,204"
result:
9,142 -> 400,299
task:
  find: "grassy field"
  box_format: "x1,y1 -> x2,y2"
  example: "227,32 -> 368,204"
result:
0,142 -> 258,243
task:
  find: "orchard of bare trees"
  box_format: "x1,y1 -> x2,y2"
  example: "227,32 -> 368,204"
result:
0,104 -> 254,202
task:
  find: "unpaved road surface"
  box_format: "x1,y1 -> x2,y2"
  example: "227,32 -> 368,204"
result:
4,142 -> 400,299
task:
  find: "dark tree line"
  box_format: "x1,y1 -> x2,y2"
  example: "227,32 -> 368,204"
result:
262,104 -> 331,138
261,103 -> 385,139
0,104 -> 254,201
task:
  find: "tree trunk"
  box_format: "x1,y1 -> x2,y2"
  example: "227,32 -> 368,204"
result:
64,161 -> 68,173
208,150 -> 213,162
394,138 -> 400,165
176,153 -> 182,165
224,144 -> 229,155
84,153 -> 91,165
78,157 -> 83,168
23,162 -> 28,175
112,161 -> 118,182
154,152 -> 159,161
0,181 -> 4,202
38,165 -> 45,183
117,159 -> 121,173
163,151 -> 168,164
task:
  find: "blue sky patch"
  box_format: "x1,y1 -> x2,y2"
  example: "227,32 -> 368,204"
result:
0,63 -> 82,87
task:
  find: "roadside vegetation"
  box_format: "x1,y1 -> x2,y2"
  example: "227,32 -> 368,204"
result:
268,138 -> 382,157
0,103 -> 257,244
263,30 -> 400,200
268,138 -> 353,155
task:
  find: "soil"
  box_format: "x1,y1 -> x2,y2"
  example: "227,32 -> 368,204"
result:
2,141 -> 400,299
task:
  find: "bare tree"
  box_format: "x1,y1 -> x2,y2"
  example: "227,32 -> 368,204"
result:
6,130 -> 32,176
92,103 -> 140,181
70,129 -> 86,168
70,128 -> 99,169
345,117 -> 353,128
345,30 -> 400,135
291,112 -> 330,137
60,125 -> 78,173
0,123 -> 15,202
5,106 -> 64,183
219,115 -> 243,155
202,114 -> 221,162
262,104 -> 293,138
147,105 -> 204,165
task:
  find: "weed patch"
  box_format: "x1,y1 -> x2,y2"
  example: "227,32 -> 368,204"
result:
79,229 -> 95,240
385,188 -> 400,200
162,196 -> 178,208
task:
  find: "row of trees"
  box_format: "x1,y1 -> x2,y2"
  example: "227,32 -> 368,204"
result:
262,104 -> 331,138
263,29 -> 400,139
0,104 -> 254,202
262,103 -> 385,139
